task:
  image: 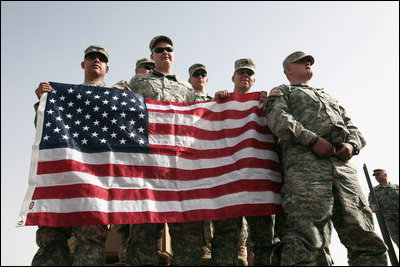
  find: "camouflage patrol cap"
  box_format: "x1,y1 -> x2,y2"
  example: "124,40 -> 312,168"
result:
282,51 -> 314,69
136,58 -> 155,69
189,63 -> 207,77
234,58 -> 256,74
84,45 -> 109,62
149,35 -> 173,51
373,169 -> 387,175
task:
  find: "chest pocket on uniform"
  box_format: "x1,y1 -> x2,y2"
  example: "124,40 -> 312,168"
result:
142,78 -> 163,100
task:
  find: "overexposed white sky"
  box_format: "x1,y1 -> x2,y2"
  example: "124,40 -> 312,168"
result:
1,1 -> 398,265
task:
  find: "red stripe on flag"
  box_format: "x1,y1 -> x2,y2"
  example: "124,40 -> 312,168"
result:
37,157 -> 281,179
149,121 -> 271,139
32,179 -> 282,200
149,138 -> 277,157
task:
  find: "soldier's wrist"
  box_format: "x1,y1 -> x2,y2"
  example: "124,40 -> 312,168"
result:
309,135 -> 319,148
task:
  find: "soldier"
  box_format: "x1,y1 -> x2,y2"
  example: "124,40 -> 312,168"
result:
31,45 -> 113,266
368,169 -> 399,248
124,35 -> 203,266
264,51 -> 388,266
213,59 -> 278,266
114,57 -> 155,264
186,63 -> 213,264
113,58 -> 155,92
188,63 -> 213,101
135,57 -> 155,74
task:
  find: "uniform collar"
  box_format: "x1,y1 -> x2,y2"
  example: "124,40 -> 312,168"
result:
153,69 -> 178,81
83,81 -> 106,87
291,83 -> 310,88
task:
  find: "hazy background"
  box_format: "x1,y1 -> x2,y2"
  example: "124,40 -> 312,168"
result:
2,1 -> 398,265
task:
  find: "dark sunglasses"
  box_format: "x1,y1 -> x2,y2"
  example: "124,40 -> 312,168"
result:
143,65 -> 154,70
152,47 -> 174,53
85,53 -> 108,63
192,71 -> 207,78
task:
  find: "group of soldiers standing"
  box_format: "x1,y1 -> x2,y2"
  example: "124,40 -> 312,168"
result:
31,35 -> 398,266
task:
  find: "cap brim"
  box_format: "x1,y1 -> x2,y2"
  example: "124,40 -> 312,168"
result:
191,68 -> 207,76
295,55 -> 314,65
235,67 -> 255,74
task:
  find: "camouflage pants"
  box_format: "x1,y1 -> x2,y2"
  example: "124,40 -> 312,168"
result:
384,214 -> 399,248
115,224 -> 130,263
211,217 -> 244,265
31,225 -> 108,266
246,215 -> 280,266
272,214 -> 334,266
169,221 -> 204,265
127,221 -> 203,266
280,151 -> 388,266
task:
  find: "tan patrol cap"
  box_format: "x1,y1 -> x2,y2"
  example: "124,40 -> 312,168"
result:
188,63 -> 207,77
136,58 -> 155,69
234,58 -> 256,74
84,45 -> 110,62
149,35 -> 173,51
282,51 -> 314,69
373,169 -> 387,176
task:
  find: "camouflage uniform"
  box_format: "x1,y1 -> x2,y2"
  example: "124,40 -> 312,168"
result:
246,215 -> 280,266
194,91 -> 213,102
272,214 -> 334,266
124,70 -> 204,266
32,225 -> 107,266
31,81 -> 111,266
264,83 -> 388,266
211,217 -> 243,265
368,182 -> 399,248
271,138 -> 333,266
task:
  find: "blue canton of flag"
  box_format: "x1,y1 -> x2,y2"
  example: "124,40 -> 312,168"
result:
41,82 -> 149,153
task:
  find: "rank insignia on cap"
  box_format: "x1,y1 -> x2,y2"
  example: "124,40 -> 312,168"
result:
268,88 -> 283,97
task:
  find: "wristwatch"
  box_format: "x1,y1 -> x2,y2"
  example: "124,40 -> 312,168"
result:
349,142 -> 359,155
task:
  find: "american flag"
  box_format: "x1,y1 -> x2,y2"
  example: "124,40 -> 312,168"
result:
17,82 -> 282,227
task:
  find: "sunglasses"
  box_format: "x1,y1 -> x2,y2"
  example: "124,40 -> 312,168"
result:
85,53 -> 108,63
152,47 -> 174,53
192,71 -> 207,78
143,65 -> 154,70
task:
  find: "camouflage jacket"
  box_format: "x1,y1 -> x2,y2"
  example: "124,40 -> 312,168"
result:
264,84 -> 366,150
126,70 -> 196,103
194,91 -> 213,102
368,183 -> 399,218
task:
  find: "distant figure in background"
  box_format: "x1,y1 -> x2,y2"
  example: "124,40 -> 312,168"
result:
368,169 -> 399,248
31,45 -> 113,266
264,50 -> 388,266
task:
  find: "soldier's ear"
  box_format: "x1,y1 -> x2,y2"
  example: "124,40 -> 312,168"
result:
81,61 -> 85,69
